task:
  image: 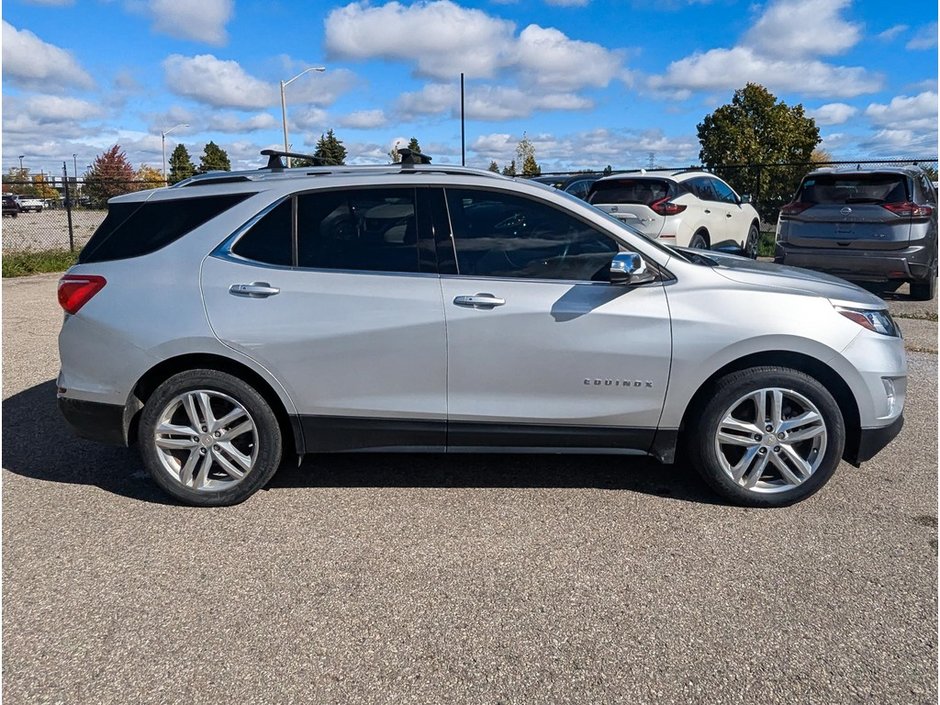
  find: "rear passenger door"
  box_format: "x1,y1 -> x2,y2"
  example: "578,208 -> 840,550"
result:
201,187 -> 447,451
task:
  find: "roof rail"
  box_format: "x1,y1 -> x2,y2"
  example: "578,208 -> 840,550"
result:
398,148 -> 432,168
260,149 -> 326,169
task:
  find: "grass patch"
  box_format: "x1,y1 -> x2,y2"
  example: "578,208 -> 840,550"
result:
3,249 -> 78,277
757,231 -> 776,258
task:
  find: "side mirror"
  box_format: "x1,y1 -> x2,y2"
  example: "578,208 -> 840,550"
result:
739,194 -> 752,204
610,252 -> 655,286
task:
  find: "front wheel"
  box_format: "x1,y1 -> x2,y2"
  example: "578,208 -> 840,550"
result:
688,232 -> 708,250
139,369 -> 283,506
687,367 -> 845,507
744,223 -> 760,259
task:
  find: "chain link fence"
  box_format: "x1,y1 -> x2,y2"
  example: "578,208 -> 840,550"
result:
2,159 -> 937,254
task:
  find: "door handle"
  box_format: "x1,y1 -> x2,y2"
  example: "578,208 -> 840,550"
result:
704,209 -> 711,214
726,213 -> 733,218
229,282 -> 280,298
453,293 -> 505,308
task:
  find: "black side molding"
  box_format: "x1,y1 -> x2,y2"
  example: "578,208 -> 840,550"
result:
846,415 -> 904,467
58,397 -> 129,446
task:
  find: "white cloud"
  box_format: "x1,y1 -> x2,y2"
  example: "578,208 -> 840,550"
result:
907,22 -> 938,50
278,66 -> 359,106
744,0 -> 861,58
2,21 -> 94,89
877,24 -> 908,41
337,110 -> 389,129
515,25 -> 623,89
649,47 -> 881,98
809,102 -> 857,126
147,0 -> 233,46
865,92 -> 938,132
205,113 -> 278,133
24,95 -> 104,122
163,54 -> 275,109
325,0 -> 516,79
397,83 -> 593,121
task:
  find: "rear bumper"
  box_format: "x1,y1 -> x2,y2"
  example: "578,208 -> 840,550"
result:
774,242 -> 933,282
846,415 -> 904,466
58,396 -> 130,446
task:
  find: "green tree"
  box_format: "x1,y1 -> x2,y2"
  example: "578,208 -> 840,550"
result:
83,145 -> 137,207
3,167 -> 35,196
487,160 -> 500,173
603,165 -> 613,176
516,133 -> 541,176
168,144 -> 196,184
199,141 -> 231,173
697,83 -> 820,221
501,160 -> 517,177
314,129 -> 347,166
407,137 -> 422,154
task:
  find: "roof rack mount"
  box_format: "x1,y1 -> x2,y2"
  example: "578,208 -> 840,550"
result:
397,148 -> 432,167
260,149 -> 326,170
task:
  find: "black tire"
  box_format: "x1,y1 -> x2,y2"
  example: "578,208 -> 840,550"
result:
744,223 -> 760,259
909,261 -> 937,301
139,369 -> 283,506
687,366 -> 845,507
688,231 -> 708,250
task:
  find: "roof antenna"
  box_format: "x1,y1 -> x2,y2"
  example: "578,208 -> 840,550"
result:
398,148 -> 432,168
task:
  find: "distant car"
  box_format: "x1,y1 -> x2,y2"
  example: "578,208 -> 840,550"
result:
775,166 -> 938,300
531,174 -> 602,201
3,195 -> 20,217
15,196 -> 44,213
587,170 -> 761,256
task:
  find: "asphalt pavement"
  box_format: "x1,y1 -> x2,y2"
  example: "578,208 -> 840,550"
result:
3,273 -> 937,704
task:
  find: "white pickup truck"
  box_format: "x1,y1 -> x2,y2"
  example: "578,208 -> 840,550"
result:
15,196 -> 44,212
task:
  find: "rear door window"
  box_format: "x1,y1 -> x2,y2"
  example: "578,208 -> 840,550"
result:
798,174 -> 909,204
588,179 -> 670,205
80,193 -> 253,264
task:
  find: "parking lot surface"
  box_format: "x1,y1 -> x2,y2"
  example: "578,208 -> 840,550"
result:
3,273 -> 937,704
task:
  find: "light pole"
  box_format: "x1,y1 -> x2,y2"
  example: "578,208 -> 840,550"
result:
161,123 -> 189,185
18,155 -> 24,171
280,67 -> 325,167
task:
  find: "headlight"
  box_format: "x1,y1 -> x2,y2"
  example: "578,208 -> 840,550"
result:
836,307 -> 900,337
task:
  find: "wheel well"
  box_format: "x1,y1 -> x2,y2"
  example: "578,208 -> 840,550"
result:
679,350 -> 860,459
129,354 -> 301,455
694,228 -> 710,246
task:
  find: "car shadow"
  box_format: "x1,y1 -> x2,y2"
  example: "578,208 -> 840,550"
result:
3,380 -> 721,506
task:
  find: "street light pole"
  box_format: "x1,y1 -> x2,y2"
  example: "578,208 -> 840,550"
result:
161,123 -> 189,186
280,66 -> 325,167
18,155 -> 24,171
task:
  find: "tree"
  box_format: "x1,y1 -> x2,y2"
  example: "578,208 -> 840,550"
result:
199,141 -> 231,173
697,83 -> 820,221
83,145 -> 137,207
31,173 -> 59,200
168,144 -> 196,184
314,129 -> 347,166
136,164 -> 164,189
603,165 -> 613,176
487,160 -> 500,173
516,133 -> 541,176
3,167 -> 35,196
407,137 -> 422,154
389,142 -> 402,163
501,160 -> 517,177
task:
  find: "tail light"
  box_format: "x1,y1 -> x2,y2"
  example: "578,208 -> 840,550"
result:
58,275 -> 106,314
649,197 -> 686,216
881,201 -> 933,217
779,201 -> 813,218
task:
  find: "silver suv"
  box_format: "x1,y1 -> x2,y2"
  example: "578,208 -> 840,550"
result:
57,150 -> 906,507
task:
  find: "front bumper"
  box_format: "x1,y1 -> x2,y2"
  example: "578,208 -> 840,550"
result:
774,242 -> 933,282
845,414 -> 904,466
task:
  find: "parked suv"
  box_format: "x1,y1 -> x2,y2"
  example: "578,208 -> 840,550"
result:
2,194 -> 20,217
774,166 -> 938,300
15,196 -> 44,212
530,173 -> 601,201
57,150 -> 905,508
587,170 -> 761,256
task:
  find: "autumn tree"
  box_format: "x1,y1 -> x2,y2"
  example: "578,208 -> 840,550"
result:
516,133 -> 541,177
199,142 -> 231,173
83,145 -> 137,207
697,83 -> 820,220
314,129 -> 347,166
169,144 -> 196,184
2,167 -> 34,196
136,164 -> 164,189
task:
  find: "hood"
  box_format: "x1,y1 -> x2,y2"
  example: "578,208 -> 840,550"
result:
675,247 -> 887,309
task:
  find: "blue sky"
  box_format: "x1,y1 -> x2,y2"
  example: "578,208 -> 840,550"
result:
2,0 -> 937,177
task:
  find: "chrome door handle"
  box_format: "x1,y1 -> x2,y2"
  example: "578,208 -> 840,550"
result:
453,293 -> 505,308
229,282 -> 280,298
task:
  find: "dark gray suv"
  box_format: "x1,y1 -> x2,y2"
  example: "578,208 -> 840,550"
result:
774,166 -> 938,300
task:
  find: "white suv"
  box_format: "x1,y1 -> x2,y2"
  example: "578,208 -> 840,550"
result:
588,170 -> 761,256
57,150 -> 905,508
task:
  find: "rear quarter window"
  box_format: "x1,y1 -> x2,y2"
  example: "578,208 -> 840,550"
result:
78,193 -> 254,264
588,179 -> 671,205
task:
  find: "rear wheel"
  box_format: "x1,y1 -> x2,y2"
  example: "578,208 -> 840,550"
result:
689,231 -> 708,250
744,223 -> 760,259
910,261 -> 937,301
139,369 -> 283,506
688,366 -> 845,507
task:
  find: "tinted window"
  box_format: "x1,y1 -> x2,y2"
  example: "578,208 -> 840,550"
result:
446,188 -> 618,281
566,179 -> 594,200
798,174 -> 909,204
688,177 -> 719,201
231,200 -> 293,266
297,188 -> 419,273
588,178 -> 671,205
79,193 -> 253,264
711,178 -> 738,204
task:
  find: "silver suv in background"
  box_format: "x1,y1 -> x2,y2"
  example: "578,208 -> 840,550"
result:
775,166 -> 938,300
57,150 -> 905,508
587,170 -> 761,256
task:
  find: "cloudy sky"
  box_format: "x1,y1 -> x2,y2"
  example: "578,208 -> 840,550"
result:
2,0 -> 937,176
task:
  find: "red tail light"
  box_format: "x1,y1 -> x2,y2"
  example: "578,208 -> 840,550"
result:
649,197 -> 686,216
58,275 -> 107,314
780,201 -> 813,217
881,201 -> 933,217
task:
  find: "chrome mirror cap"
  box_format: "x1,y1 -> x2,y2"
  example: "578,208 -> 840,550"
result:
610,252 -> 655,286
